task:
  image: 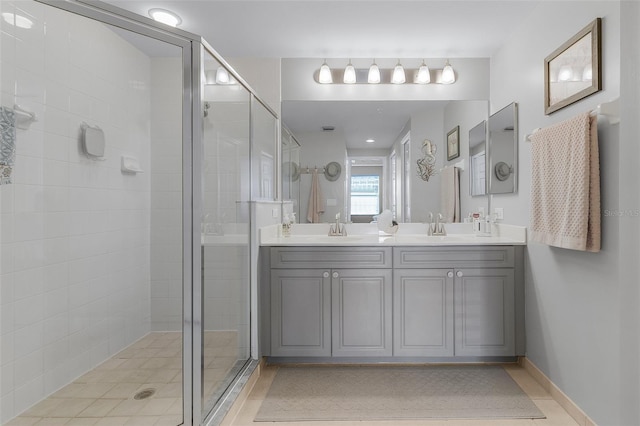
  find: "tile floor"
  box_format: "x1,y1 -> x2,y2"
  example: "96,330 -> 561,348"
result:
7,331 -> 240,426
223,363 -> 581,426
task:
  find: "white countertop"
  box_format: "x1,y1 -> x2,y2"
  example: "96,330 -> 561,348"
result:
260,223 -> 526,247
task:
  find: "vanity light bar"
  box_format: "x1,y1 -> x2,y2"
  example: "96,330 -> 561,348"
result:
315,62 -> 456,85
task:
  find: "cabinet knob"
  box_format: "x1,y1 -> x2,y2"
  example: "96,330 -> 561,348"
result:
456,271 -> 463,277
323,271 -> 330,278
332,272 -> 339,278
447,271 -> 454,278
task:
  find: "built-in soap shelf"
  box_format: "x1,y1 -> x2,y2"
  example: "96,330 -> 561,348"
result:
121,155 -> 143,174
14,104 -> 37,130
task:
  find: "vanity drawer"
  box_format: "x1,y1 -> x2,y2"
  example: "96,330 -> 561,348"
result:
393,246 -> 514,269
271,247 -> 392,269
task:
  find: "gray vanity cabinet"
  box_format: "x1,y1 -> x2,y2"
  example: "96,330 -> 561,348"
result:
393,246 -> 519,358
270,269 -> 331,356
332,269 -> 393,357
266,245 -> 523,359
269,247 -> 392,357
393,269 -> 454,356
454,268 -> 515,356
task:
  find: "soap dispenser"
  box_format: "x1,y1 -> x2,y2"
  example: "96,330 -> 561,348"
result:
484,214 -> 492,236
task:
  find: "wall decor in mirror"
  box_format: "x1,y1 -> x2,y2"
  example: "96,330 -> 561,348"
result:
544,18 -> 601,115
488,102 -> 518,194
468,120 -> 487,197
446,126 -> 460,160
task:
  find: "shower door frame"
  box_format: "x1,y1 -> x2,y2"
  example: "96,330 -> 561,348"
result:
34,0 -> 200,423
31,2 -> 273,424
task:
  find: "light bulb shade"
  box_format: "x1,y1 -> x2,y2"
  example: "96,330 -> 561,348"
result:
343,63 -> 357,84
368,63 -> 381,84
205,70 -> 216,85
416,63 -> 431,84
1,12 -> 34,29
558,65 -> 573,81
319,62 -> 333,84
216,67 -> 230,84
441,61 -> 456,84
148,8 -> 182,27
391,63 -> 406,84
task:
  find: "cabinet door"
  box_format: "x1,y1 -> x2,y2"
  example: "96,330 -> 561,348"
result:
331,269 -> 392,357
271,269 -> 331,356
393,269 -> 454,356
454,268 -> 515,356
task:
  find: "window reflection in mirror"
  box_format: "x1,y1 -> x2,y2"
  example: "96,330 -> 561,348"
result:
348,157 -> 385,223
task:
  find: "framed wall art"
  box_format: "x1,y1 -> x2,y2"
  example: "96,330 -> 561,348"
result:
544,18 -> 601,115
447,126 -> 460,161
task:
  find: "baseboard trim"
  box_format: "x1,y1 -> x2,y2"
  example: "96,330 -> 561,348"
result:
519,357 -> 597,426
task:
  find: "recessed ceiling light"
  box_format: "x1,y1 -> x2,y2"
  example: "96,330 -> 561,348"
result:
366,139 -> 375,143
1,12 -> 33,29
148,8 -> 182,27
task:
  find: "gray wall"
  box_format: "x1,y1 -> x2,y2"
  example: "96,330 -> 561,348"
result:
297,131 -> 347,223
406,106 -> 444,223
619,2 -> 640,424
490,2 -> 638,424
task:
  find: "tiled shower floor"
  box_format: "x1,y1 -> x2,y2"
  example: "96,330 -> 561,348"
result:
7,331 -> 239,426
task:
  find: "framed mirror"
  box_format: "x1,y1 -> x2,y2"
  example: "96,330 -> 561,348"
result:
468,120 -> 487,197
488,102 -> 518,194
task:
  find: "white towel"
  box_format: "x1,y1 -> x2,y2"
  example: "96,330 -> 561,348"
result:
306,169 -> 325,223
440,166 -> 460,223
530,112 -> 600,252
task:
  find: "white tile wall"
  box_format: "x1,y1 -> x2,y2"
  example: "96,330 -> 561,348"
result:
0,2 -> 153,422
149,57 -> 183,332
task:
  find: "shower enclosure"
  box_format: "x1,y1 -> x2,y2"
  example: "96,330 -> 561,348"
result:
0,1 -> 275,425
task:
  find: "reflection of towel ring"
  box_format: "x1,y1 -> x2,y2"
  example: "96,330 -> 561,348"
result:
494,161 -> 513,181
324,161 -> 341,181
283,161 -> 300,181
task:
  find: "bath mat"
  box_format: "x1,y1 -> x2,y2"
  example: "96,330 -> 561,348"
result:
255,365 -> 545,421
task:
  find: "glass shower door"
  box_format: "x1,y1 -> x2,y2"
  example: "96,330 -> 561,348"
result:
200,52 -> 252,418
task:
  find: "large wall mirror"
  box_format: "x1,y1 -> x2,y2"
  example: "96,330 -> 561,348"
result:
281,100 -> 489,223
488,102 -> 518,194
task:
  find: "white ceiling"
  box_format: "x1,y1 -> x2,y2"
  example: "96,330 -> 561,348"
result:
282,100 -> 449,149
101,0 -> 537,149
102,0 -> 539,58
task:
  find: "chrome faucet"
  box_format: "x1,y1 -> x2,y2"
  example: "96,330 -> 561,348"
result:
427,212 -> 446,236
433,213 -> 447,236
329,213 -> 347,236
427,212 -> 434,236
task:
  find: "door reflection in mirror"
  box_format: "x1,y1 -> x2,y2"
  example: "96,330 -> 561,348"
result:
469,120 -> 487,196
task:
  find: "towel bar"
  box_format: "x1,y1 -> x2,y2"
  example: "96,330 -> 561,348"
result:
525,98 -> 619,142
439,158 -> 465,172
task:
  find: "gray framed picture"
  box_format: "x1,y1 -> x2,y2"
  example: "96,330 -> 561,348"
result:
544,18 -> 601,115
447,126 -> 460,161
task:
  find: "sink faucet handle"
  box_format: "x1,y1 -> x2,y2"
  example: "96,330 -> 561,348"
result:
427,212 -> 434,235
